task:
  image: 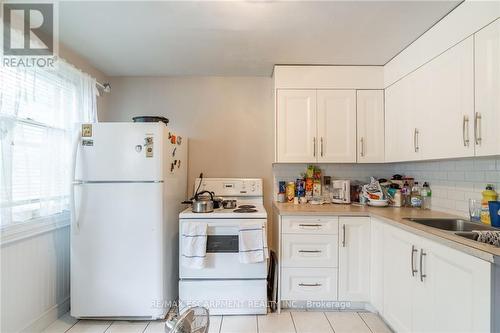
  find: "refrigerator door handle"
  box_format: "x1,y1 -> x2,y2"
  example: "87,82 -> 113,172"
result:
71,129 -> 81,232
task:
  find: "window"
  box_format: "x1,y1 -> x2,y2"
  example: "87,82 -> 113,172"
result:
0,61 -> 98,229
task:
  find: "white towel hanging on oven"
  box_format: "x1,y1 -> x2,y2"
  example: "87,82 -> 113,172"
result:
239,222 -> 269,264
181,222 -> 208,269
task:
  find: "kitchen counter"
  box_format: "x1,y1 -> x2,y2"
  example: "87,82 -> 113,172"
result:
273,202 -> 500,263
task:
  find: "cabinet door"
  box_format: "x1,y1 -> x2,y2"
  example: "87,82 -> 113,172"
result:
276,90 -> 317,162
382,225 -> 416,333
475,19 -> 500,156
317,90 -> 356,162
338,217 -> 370,302
357,90 -> 385,163
385,76 -> 421,162
423,239 -> 491,333
419,37 -> 475,160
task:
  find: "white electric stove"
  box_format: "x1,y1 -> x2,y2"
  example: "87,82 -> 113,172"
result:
179,178 -> 268,315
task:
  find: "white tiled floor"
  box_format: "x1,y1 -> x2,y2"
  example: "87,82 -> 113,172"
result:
43,311 -> 392,333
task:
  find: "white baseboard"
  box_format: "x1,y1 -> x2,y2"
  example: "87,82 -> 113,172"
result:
21,297 -> 70,333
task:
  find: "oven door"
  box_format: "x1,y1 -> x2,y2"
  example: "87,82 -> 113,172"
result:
179,218 -> 267,279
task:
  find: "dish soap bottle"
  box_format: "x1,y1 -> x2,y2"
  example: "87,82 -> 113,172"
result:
410,182 -> 422,208
421,182 -> 432,210
481,184 -> 498,225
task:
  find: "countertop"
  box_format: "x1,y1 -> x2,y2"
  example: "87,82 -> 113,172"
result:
273,202 -> 500,263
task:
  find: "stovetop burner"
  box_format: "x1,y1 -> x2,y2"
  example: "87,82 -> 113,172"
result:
234,208 -> 258,213
238,205 -> 256,209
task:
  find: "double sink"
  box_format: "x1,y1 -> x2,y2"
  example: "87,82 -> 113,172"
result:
404,218 -> 499,244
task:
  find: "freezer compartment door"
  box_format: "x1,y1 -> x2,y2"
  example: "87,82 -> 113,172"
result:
71,182 -> 168,318
75,122 -> 166,182
179,280 -> 267,315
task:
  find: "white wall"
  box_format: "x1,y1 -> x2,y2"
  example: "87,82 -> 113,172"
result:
1,226 -> 70,333
102,77 -> 275,212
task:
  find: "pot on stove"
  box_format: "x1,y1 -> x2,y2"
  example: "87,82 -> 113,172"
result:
222,199 -> 237,209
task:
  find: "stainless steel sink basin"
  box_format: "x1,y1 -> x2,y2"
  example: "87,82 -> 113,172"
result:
404,218 -> 498,232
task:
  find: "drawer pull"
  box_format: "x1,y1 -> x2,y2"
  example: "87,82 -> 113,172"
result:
298,224 -> 322,228
298,250 -> 322,253
298,283 -> 322,287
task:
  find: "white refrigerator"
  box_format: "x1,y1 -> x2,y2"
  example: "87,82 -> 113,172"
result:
70,122 -> 187,319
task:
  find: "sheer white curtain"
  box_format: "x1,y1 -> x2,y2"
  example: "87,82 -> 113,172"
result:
0,61 -> 98,227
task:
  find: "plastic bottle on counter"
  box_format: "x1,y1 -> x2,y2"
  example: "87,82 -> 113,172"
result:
402,181 -> 411,207
421,182 -> 432,210
481,184 -> 498,225
410,182 -> 422,208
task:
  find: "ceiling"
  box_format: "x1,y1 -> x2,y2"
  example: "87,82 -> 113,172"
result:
58,1 -> 461,77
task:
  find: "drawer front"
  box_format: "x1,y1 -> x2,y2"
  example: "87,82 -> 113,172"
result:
282,234 -> 338,268
281,268 -> 338,301
282,216 -> 338,234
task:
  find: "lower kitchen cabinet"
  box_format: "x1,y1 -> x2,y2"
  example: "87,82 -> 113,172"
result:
421,238 -> 491,332
338,217 -> 371,302
281,267 -> 338,301
382,224 -> 416,332
381,221 -> 491,333
282,234 -> 338,268
279,216 -> 339,303
278,214 -> 492,331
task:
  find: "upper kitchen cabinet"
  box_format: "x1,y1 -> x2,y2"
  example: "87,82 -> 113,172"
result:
356,90 -> 385,163
274,66 -> 384,163
385,74 -> 422,162
317,90 -> 356,163
276,90 -> 317,162
385,37 -> 475,162
475,19 -> 500,156
418,37 -> 474,160
276,89 -> 356,163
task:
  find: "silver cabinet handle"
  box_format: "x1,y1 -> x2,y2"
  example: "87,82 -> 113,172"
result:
419,249 -> 427,282
298,250 -> 322,253
320,137 -> 324,157
475,112 -> 482,145
299,223 -> 322,228
299,283 -> 322,287
360,137 -> 365,157
411,245 -> 418,277
463,115 -> 470,147
342,224 -> 346,247
414,128 -> 419,153
313,137 -> 316,157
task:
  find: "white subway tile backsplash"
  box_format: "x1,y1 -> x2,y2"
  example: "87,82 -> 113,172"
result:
273,156 -> 499,217
447,190 -> 465,201
474,158 -> 497,171
439,161 -> 456,171
485,171 -> 500,182
447,171 -> 465,181
464,171 -> 485,182
454,159 -> 474,171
